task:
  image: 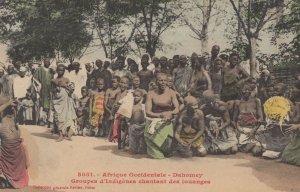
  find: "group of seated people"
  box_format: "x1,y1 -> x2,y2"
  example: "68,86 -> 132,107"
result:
1,46 -> 300,189
52,50 -> 300,168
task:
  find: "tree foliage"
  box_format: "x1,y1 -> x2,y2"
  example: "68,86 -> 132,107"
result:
273,0 -> 300,66
131,0 -> 184,57
92,0 -> 138,59
1,0 -> 94,63
229,0 -> 286,77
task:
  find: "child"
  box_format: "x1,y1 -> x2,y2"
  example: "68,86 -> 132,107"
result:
104,76 -> 120,139
77,87 -> 90,136
132,76 -> 147,102
76,107 -> 85,136
20,92 -> 34,125
111,76 -> 133,149
128,89 -> 146,154
89,78 -> 105,137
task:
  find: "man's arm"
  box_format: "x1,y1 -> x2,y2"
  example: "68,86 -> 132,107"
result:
238,66 -> 250,85
0,99 -> 15,113
204,71 -> 212,90
171,90 -> 180,116
145,91 -> 160,118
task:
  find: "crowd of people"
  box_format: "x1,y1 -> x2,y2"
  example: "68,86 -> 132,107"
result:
0,45 -> 300,188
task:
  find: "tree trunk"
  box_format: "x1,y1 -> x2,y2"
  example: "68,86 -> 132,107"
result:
69,57 -> 74,65
201,0 -> 209,54
146,43 -> 156,58
201,30 -> 209,54
237,0 -> 243,41
249,36 -> 257,78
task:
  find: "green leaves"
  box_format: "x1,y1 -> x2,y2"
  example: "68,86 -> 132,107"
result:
2,0 -> 93,62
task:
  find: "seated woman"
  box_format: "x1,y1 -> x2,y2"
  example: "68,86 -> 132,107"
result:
281,84 -> 300,166
202,90 -> 238,154
282,104 -> 300,166
144,73 -> 180,159
175,96 -> 206,157
0,97 -> 29,189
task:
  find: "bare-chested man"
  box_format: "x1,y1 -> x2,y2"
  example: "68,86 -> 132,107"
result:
144,73 -> 180,159
128,89 -> 146,154
221,53 -> 250,102
159,56 -> 170,74
137,55 -> 153,91
210,57 -> 223,95
175,96 -> 206,157
206,45 -> 220,71
233,85 -> 264,156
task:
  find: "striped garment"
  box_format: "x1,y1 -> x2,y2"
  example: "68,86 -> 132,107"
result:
89,93 -> 105,128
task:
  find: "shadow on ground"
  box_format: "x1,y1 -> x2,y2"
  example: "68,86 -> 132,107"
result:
93,144 -> 148,159
235,153 -> 300,192
31,132 -> 57,140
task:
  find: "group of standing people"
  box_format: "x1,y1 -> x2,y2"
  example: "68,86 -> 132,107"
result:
1,44 -> 300,188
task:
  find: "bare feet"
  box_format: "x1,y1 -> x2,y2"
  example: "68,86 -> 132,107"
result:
56,136 -> 63,142
66,129 -> 73,141
56,132 -> 63,142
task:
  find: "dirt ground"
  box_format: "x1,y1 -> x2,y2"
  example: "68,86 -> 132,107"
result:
3,125 -> 300,192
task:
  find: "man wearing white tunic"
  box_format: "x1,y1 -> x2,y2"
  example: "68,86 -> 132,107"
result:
65,62 -> 87,98
13,67 -> 32,100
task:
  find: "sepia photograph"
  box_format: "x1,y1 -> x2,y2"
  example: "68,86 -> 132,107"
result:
0,0 -> 299,191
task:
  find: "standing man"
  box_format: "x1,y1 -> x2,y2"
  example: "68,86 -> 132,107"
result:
206,45 -> 220,71
13,66 -> 32,124
65,62 -> 87,98
159,56 -> 170,74
113,56 -> 133,81
33,58 -> 54,126
221,53 -> 250,102
137,55 -> 153,91
13,67 -> 32,100
85,63 -> 94,88
91,59 -> 112,90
